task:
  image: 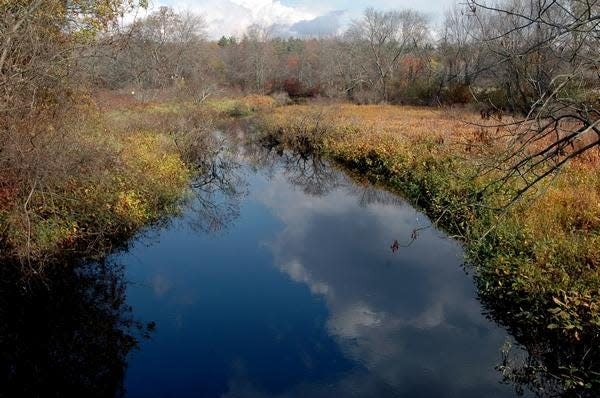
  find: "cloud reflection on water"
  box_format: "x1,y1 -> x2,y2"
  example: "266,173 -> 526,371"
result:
247,169 -> 515,397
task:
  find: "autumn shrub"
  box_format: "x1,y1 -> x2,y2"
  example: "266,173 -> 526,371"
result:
271,91 -> 293,106
475,87 -> 512,110
442,84 -> 473,105
391,79 -> 440,105
0,97 -> 219,268
243,95 -> 276,111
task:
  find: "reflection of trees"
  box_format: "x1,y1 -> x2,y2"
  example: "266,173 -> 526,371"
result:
240,137 -> 281,177
479,292 -> 600,397
220,120 -> 342,196
242,137 -> 341,196
347,184 -> 406,208
189,140 -> 248,234
0,261 -> 151,398
280,152 -> 340,196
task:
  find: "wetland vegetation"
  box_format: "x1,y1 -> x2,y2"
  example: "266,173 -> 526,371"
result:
1,0 -> 600,396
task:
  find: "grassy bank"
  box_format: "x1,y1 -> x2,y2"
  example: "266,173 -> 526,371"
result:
0,98 -> 205,268
257,103 -> 600,390
0,93 -> 277,268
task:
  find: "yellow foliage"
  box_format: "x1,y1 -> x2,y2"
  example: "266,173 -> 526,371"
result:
3,116 -> 192,263
115,190 -> 148,223
242,95 -> 276,110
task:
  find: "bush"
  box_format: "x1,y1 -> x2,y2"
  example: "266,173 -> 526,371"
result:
390,79 -> 439,105
227,102 -> 252,117
474,87 -> 512,110
442,84 -> 473,105
0,99 -> 219,267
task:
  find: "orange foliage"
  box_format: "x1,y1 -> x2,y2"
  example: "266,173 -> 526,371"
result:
242,95 -> 276,111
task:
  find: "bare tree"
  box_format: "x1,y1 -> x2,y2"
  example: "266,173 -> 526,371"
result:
131,7 -> 207,89
440,4 -> 489,87
347,8 -> 429,102
242,24 -> 275,93
0,0 -> 142,177
465,0 -> 600,204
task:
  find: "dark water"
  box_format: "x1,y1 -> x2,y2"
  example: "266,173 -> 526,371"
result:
0,131 -> 529,397
119,134 -> 521,398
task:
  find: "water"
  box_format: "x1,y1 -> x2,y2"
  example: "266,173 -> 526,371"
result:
119,134 -> 520,398
0,130 -> 526,397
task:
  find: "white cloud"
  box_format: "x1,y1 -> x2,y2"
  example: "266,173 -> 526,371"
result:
328,302 -> 383,338
129,0 -> 457,39
151,0 -> 315,38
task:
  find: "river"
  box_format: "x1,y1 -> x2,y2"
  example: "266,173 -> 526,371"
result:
0,126 -> 529,397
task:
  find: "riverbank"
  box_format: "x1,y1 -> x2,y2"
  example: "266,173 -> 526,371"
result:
0,94 -> 275,269
257,103 -> 600,390
0,102 -> 189,269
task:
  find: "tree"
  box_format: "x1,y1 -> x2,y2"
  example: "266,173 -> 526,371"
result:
88,6 -> 211,101
0,0 -> 145,167
347,8 -> 429,102
440,4 -> 489,87
130,7 -> 207,88
465,0 -> 600,203
0,0 -> 146,265
217,35 -> 236,48
240,24 -> 275,92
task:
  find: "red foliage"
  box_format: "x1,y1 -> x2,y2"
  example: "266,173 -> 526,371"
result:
399,55 -> 426,73
283,79 -> 302,97
0,173 -> 19,211
276,78 -> 322,98
285,55 -> 300,69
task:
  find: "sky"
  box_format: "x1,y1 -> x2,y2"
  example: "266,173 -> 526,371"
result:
144,0 -> 456,38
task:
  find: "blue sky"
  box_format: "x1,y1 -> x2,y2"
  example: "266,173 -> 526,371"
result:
150,0 -> 455,38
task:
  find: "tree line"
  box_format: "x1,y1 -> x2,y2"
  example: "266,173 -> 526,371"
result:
92,0 -> 600,191
1,0 -> 599,207
87,2 -> 597,112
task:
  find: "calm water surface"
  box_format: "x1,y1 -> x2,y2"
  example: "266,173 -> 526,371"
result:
117,134 -> 521,398
0,130 -> 527,398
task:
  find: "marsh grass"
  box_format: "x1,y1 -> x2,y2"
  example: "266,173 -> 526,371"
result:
204,95 -> 276,118
0,98 -> 220,268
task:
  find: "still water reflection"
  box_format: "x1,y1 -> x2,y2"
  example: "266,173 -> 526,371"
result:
0,131 -> 529,398
119,135 -> 521,398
